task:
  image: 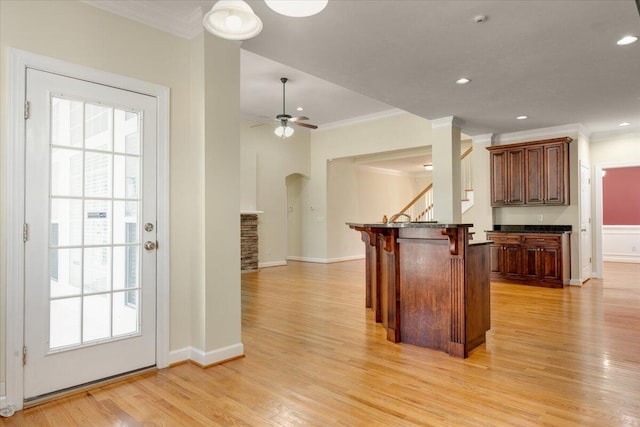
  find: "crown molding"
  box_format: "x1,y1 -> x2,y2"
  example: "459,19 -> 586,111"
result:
431,116 -> 465,130
471,133 -> 494,145
493,123 -> 582,145
82,1 -> 203,40
318,109 -> 406,132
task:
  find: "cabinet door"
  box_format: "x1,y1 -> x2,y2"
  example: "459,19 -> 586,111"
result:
490,151 -> 509,205
503,245 -> 522,276
544,143 -> 567,204
507,149 -> 525,205
489,244 -> 502,275
525,146 -> 544,204
522,246 -> 540,278
540,247 -> 561,281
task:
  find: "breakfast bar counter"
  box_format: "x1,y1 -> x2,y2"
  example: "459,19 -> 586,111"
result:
347,222 -> 491,358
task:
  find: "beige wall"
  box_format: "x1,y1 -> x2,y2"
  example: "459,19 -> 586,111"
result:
590,132 -> 640,165
308,113 -> 434,260
0,0 -> 242,392
240,120 -> 310,265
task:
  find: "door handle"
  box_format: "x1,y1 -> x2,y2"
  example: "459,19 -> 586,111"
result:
144,241 -> 157,251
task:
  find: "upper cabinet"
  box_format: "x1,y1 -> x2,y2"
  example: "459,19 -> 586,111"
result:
487,137 -> 571,207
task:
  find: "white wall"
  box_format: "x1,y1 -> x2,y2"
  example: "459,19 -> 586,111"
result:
240,120 -> 310,266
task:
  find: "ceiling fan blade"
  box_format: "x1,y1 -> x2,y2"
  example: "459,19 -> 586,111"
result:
292,121 -> 318,130
250,123 -> 266,128
289,116 -> 310,122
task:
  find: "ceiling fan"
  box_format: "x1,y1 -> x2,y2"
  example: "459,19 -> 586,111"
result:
273,77 -> 318,138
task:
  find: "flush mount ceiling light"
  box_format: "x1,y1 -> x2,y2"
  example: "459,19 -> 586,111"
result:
456,78 -> 471,85
516,115 -> 528,120
616,35 -> 638,46
203,0 -> 263,41
423,164 -> 434,171
296,106 -> 304,111
619,122 -> 631,127
265,0 -> 328,17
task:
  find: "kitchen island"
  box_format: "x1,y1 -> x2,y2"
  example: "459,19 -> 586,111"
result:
348,222 -> 491,358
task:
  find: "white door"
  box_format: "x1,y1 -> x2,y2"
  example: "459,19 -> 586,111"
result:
24,69 -> 157,400
580,163 -> 592,282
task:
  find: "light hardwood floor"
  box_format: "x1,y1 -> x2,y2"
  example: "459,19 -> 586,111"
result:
3,261 -> 639,426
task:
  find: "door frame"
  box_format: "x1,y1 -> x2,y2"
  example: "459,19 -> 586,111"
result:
5,48 -> 170,411
593,160 -> 640,278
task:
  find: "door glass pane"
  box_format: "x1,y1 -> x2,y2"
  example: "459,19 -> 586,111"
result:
85,152 -> 112,198
113,202 -> 138,245
113,245 -> 139,291
50,248 -> 82,298
83,294 -> 111,342
114,109 -> 140,155
51,198 -> 82,246
50,297 -> 81,349
84,200 -> 111,245
113,290 -> 139,336
52,97 -> 83,148
84,247 -> 111,294
85,103 -> 112,151
114,155 -> 139,199
51,148 -> 83,197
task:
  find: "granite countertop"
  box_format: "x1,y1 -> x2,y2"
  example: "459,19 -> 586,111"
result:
347,222 -> 474,229
487,224 -> 572,234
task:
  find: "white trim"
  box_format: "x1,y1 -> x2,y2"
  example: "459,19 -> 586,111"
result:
258,261 -> 287,268
318,109 -> 405,132
590,130 -> 640,143
569,279 -> 584,286
603,254 -> 640,263
354,164 -> 410,177
168,344 -> 245,366
168,347 -> 192,365
287,255 -> 365,263
189,344 -> 245,366
493,123 -> 581,144
240,210 -> 264,215
431,116 -> 464,130
602,225 -> 640,234
6,48 -> 171,410
471,133 -> 494,145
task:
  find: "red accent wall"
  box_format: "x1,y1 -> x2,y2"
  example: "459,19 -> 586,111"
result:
603,166 -> 640,225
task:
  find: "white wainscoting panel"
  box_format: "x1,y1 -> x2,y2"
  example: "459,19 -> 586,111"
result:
603,225 -> 640,263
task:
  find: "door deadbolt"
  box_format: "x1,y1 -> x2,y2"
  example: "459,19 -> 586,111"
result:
144,223 -> 154,232
144,241 -> 157,251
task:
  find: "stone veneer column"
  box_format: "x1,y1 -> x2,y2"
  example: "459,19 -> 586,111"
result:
240,214 -> 259,272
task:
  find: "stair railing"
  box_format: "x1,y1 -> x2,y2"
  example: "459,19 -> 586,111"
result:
389,147 -> 473,222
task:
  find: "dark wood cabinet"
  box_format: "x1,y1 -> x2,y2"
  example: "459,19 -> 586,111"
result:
488,137 -> 571,207
486,232 -> 570,288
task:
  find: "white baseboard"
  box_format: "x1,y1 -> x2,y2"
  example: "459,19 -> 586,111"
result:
258,260 -> 286,268
569,279 -> 584,286
168,343 -> 244,367
287,255 -> 365,264
603,254 -> 640,263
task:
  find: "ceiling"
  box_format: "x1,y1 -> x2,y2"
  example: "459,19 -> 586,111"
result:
85,0 -> 640,137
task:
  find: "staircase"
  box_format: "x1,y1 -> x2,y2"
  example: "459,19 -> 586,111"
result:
392,147 -> 473,222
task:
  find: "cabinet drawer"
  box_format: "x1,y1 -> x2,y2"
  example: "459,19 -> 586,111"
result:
486,233 -> 521,245
522,234 -> 561,246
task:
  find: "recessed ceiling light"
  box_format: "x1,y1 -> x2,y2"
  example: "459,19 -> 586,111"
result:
423,164 -> 433,171
297,107 -> 304,111
617,35 -> 638,46
456,78 -> 471,85
516,115 -> 528,120
619,122 -> 631,127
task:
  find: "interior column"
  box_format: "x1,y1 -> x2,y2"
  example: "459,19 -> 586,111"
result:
431,116 -> 463,223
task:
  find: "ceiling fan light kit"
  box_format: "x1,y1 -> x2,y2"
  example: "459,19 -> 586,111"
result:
265,0 -> 328,17
203,0 -> 263,41
275,124 -> 295,138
